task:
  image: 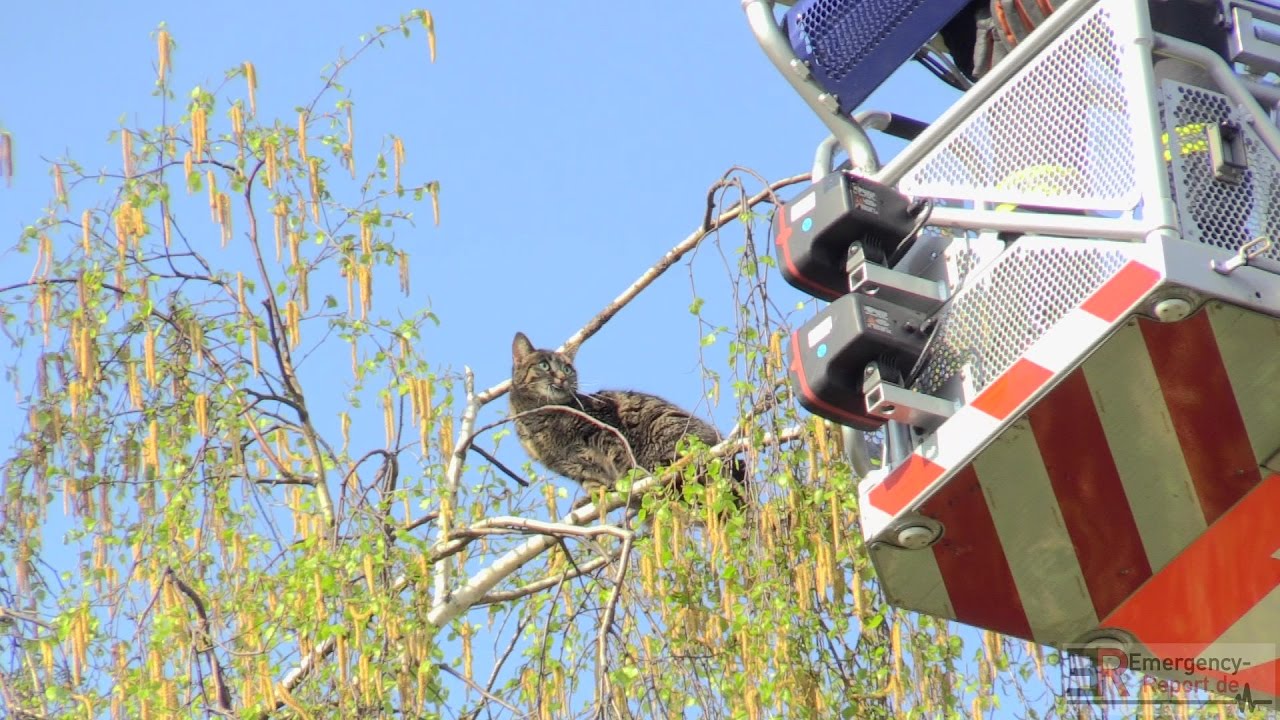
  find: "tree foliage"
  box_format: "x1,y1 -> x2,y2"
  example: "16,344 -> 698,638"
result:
0,10 -> 1101,720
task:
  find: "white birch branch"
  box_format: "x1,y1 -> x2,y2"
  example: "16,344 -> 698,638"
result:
473,172 -> 809,405
433,367 -> 476,609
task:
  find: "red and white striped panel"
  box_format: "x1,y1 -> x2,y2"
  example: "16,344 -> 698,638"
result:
862,259 -> 1164,532
866,299 -> 1280,697
1103,473 -> 1280,698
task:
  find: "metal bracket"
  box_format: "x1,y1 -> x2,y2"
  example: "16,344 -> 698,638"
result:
1211,235 -> 1274,274
1226,0 -> 1280,77
862,364 -> 956,431
847,245 -> 948,313
1207,121 -> 1248,184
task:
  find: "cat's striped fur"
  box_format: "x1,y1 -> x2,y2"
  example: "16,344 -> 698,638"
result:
508,332 -> 744,505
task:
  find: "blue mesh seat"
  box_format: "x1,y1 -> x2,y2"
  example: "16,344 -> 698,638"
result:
783,0 -> 977,115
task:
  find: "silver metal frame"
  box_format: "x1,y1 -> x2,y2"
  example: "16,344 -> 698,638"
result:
874,0 -> 1106,186
853,0 -> 1280,522
808,110 -> 899,179
743,0 -> 880,171
758,0 -> 1280,687
870,0 -> 1280,244
884,0 -> 1177,239
773,0 -> 1280,482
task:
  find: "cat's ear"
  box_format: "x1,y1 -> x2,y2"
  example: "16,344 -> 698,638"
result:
512,332 -> 535,362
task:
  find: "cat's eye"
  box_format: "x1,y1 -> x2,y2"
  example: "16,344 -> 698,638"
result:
538,361 -> 549,371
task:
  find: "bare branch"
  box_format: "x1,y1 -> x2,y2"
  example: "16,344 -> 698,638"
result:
252,476 -> 319,487
595,533 -> 633,712
165,569 -> 233,715
0,606 -> 51,630
473,171 -> 809,405
458,516 -> 631,542
274,420 -> 794,699
436,663 -> 524,716
475,553 -> 615,605
561,172 -> 807,360
467,444 -> 530,487
402,511 -> 439,534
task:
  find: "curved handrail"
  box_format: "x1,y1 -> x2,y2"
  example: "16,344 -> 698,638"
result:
810,110 -> 932,180
743,0 -> 880,171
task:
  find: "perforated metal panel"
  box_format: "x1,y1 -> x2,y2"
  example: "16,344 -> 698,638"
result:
785,0 -> 973,115
796,0 -> 916,82
1162,81 -> 1280,264
898,5 -> 1140,212
912,244 -> 1130,396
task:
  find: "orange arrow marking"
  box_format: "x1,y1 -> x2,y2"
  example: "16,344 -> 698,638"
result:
1103,474 -> 1280,694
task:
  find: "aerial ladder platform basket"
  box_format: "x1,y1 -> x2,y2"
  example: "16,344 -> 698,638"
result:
748,0 -> 1280,700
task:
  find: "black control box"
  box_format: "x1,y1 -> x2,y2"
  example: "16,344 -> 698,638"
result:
774,172 -> 918,302
788,293 -> 927,431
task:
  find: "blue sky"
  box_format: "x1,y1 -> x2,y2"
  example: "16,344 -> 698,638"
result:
0,0 -> 960,429
0,0 -> 984,714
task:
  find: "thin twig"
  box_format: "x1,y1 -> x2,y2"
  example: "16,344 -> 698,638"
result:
460,612 -> 532,720
468,444 -> 530,487
437,663 -> 524,715
252,477 -> 319,487
0,606 -> 51,630
594,534 -> 633,713
474,552 -> 615,605
165,569 -> 233,715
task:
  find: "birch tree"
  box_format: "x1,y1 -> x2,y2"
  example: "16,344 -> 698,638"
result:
0,11 -> 1057,720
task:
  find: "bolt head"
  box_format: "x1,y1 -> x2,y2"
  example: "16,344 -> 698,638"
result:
896,524 -> 936,549
1154,298 -> 1192,322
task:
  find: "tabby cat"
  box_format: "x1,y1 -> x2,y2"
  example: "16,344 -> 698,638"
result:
508,332 -> 744,506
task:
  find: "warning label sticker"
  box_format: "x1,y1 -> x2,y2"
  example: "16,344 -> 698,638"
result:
789,191 -> 817,223
807,315 -> 833,348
